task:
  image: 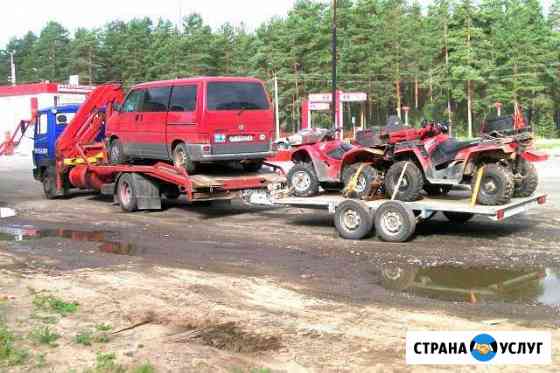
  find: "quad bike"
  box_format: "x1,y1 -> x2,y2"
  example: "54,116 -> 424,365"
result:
360,109 -> 548,206
286,128 -> 384,198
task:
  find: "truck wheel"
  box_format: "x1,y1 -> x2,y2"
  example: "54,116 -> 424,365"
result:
514,158 -> 538,198
108,139 -> 127,164
342,164 -> 379,199
473,163 -> 514,205
42,171 -> 57,200
424,183 -> 453,196
334,200 -> 373,240
242,160 -> 264,173
385,161 -> 424,202
374,201 -> 416,242
287,163 -> 320,197
443,211 -> 474,223
116,174 -> 138,212
173,143 -> 197,174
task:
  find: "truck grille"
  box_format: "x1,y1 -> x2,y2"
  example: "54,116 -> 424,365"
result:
212,143 -> 270,155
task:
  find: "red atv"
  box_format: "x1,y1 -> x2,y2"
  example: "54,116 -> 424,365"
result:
370,111 -> 547,205
286,128 -> 383,198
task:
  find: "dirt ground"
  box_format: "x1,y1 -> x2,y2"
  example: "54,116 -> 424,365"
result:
0,155 -> 559,372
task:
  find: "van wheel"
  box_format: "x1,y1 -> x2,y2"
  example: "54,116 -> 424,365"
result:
108,139 -> 127,164
173,143 -> 197,174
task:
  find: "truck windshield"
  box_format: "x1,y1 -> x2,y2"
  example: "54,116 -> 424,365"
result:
207,82 -> 269,111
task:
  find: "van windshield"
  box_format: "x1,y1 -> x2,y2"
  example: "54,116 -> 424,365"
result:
207,82 -> 269,111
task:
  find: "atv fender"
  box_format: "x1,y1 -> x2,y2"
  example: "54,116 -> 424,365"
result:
393,147 -> 429,169
521,149 -> 548,162
291,148 -> 334,183
341,148 -> 384,178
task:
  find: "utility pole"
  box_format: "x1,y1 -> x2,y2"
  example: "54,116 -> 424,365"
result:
274,71 -> 280,141
331,0 -> 337,131
10,52 -> 16,86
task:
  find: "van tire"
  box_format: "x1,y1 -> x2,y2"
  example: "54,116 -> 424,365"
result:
173,143 -> 197,174
108,139 -> 127,164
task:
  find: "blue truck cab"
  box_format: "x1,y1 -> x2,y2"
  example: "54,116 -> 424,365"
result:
32,104 -> 80,181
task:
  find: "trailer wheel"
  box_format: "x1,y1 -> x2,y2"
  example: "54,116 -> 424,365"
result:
116,174 -> 138,212
334,200 -> 373,240
443,211 -> 474,223
374,201 -> 416,242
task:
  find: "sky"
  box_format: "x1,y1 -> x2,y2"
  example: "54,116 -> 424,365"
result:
0,0 -> 299,48
0,0 -> 553,49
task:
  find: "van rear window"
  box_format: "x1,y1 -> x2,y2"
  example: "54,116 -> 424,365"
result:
207,82 -> 269,111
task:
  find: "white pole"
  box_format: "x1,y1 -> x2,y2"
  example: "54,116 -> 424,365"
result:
10,52 -> 16,86
274,73 -> 280,141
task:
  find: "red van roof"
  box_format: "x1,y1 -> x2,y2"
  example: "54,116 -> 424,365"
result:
132,76 -> 264,90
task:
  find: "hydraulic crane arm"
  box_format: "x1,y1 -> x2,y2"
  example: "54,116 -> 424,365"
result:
56,83 -> 125,160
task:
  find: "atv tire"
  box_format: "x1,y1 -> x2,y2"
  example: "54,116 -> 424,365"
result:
473,163 -> 514,206
287,163 -> 320,197
385,161 -> 424,202
514,158 -> 538,198
424,183 -> 453,196
342,164 -> 379,199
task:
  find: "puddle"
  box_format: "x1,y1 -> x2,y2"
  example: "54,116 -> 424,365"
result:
380,265 -> 560,306
0,208 -> 16,219
0,224 -> 136,255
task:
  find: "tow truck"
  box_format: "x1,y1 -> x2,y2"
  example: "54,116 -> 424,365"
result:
29,83 -> 284,211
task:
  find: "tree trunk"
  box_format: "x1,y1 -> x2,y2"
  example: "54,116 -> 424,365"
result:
415,77 -> 419,109
467,80 -> 473,138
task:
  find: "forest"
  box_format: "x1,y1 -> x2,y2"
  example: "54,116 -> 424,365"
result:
1,0 -> 560,137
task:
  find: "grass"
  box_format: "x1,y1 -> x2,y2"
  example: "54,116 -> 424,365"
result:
535,138 -> 560,151
74,330 -> 93,346
132,362 -> 156,373
95,323 -> 113,332
32,293 -> 79,316
87,352 -> 126,373
0,322 -> 29,366
29,326 -> 60,347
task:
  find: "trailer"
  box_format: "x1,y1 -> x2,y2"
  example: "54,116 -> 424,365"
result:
250,190 -> 548,242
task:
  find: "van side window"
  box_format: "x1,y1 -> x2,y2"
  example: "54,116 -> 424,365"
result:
142,87 -> 171,112
122,90 -> 145,113
169,86 -> 197,112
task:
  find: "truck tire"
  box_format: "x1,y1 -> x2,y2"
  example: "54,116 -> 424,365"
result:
374,201 -> 416,242
242,160 -> 264,173
116,174 -> 138,212
473,163 -> 514,206
514,158 -> 538,198
385,161 -> 424,202
443,211 -> 474,223
334,200 -> 373,240
424,183 -> 453,196
342,164 -> 379,199
42,171 -> 58,200
287,163 -> 320,197
173,143 -> 197,174
108,139 -> 127,164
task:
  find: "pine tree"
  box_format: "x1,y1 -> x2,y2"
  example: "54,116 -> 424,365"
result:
33,22 -> 71,82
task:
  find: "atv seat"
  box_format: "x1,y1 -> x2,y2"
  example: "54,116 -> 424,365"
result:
431,139 -> 479,167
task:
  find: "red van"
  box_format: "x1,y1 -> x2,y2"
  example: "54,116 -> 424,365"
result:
106,77 -> 274,173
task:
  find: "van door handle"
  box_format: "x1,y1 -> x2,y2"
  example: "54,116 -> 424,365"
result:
135,114 -> 143,122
